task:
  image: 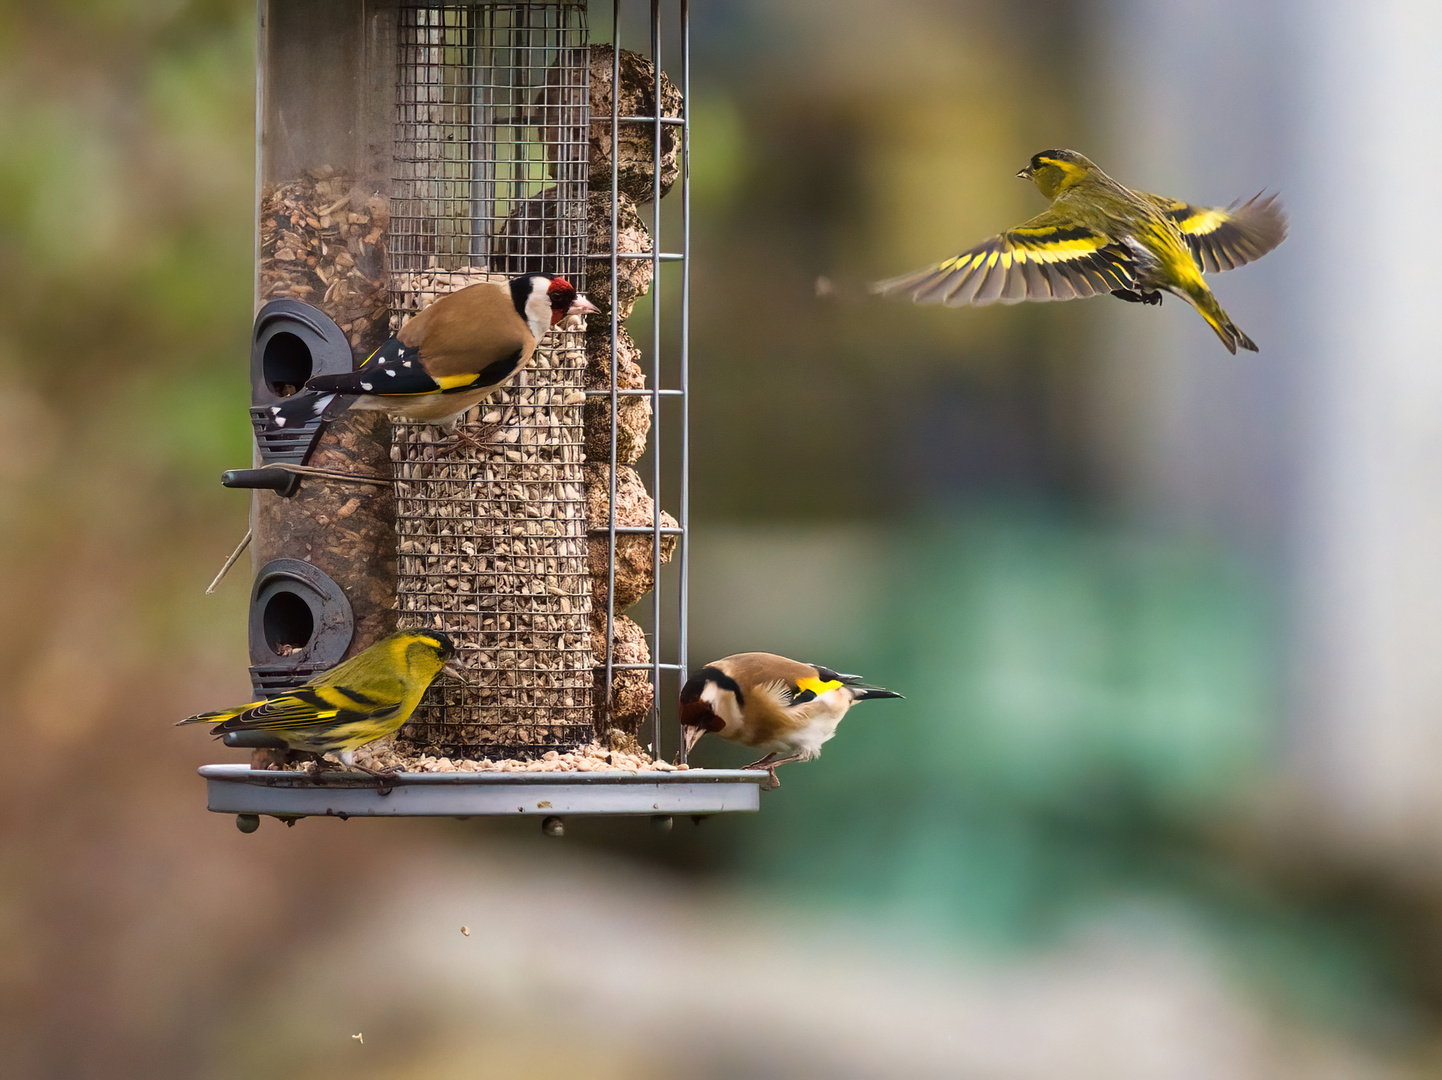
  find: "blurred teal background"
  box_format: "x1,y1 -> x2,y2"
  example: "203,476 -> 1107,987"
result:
2,0 -> 1440,1077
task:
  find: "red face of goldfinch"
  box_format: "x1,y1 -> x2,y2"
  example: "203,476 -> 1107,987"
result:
547,277 -> 599,324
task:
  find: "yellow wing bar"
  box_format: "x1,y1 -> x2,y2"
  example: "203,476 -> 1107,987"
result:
1150,191 -> 1288,273
872,215 -> 1135,307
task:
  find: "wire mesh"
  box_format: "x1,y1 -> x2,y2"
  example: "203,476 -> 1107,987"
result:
390,2 -> 593,758
391,2 -> 588,284
392,300 -> 593,757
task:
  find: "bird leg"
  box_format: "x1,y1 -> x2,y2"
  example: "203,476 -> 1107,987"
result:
341,758 -> 400,796
433,417 -> 512,458
744,752 -> 806,790
307,755 -> 397,795
1110,288 -> 1163,306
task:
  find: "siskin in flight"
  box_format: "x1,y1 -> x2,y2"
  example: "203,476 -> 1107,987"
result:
680,653 -> 902,783
177,630 -> 461,775
261,273 -> 599,435
872,149 -> 1287,353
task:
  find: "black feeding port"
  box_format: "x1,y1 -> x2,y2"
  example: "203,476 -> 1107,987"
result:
248,558 -> 354,695
262,331 -> 313,397
262,589 -> 315,655
248,300 -> 356,466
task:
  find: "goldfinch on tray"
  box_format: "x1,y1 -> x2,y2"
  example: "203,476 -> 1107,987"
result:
177,630 -> 460,775
873,148 -> 1286,353
263,273 -> 599,432
680,653 -> 902,784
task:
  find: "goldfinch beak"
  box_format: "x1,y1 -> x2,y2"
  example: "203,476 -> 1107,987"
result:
1016,166 -> 1034,180
682,725 -> 707,754
442,658 -> 467,680
567,294 -> 601,316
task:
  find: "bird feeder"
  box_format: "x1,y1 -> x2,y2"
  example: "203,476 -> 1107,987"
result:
202,0 -> 766,829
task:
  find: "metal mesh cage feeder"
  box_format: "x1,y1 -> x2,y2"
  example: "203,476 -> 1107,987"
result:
200,0 -> 769,825
391,296 -> 594,759
384,1 -> 593,758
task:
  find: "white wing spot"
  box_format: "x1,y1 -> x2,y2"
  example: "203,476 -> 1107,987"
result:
273,417 -> 286,428
385,369 -> 397,377
360,382 -> 373,391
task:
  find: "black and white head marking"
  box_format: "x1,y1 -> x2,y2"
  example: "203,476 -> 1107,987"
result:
510,273 -> 556,342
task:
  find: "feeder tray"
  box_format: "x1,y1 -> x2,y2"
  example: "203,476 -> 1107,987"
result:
201,765 -> 767,822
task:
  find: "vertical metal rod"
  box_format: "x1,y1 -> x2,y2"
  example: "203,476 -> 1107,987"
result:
605,0 -> 621,737
649,0 -> 663,761
676,0 -> 691,764
469,8 -> 486,262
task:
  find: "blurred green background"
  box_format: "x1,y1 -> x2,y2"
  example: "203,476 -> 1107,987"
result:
3,0 -> 1439,1077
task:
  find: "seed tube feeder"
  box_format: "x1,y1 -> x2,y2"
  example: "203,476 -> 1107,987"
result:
202,0 -> 766,827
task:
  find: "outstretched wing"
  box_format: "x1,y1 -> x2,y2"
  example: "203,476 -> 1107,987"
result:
1146,191 -> 1287,273
871,208 -> 1135,307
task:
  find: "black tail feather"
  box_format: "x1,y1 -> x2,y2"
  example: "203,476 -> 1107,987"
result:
261,390 -> 347,433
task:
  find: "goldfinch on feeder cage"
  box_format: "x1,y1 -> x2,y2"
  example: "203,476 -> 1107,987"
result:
177,630 -> 462,776
262,273 -> 599,433
873,148 -> 1286,354
680,653 -> 902,784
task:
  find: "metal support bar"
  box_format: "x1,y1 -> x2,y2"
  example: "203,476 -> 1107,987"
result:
602,0 -> 689,764
584,388 -> 683,397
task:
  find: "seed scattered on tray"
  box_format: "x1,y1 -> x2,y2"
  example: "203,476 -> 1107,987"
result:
279,740 -> 687,774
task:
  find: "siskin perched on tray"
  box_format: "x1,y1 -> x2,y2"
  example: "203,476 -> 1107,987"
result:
177,630 -> 462,777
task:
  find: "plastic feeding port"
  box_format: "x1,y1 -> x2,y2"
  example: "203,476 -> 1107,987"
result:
248,299 -> 356,466
247,558 -> 354,696
263,589 -> 314,654
262,331 -> 313,397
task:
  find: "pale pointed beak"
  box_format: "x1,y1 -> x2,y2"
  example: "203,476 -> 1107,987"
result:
568,294 -> 601,316
682,725 -> 707,755
443,658 -> 467,680
1016,166 -> 1034,180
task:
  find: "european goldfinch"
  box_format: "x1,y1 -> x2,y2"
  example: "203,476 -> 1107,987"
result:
263,273 -> 599,432
680,653 -> 902,782
177,630 -> 460,775
873,149 -> 1286,354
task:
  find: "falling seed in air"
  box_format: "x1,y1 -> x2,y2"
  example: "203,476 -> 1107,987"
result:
352,1033 -> 364,1044
461,925 -> 470,936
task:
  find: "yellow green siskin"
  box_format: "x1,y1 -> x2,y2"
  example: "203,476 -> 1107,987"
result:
177,629 -> 460,770
873,148 -> 1287,353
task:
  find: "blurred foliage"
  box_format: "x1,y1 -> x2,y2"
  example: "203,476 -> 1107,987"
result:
667,515 -> 1416,1034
